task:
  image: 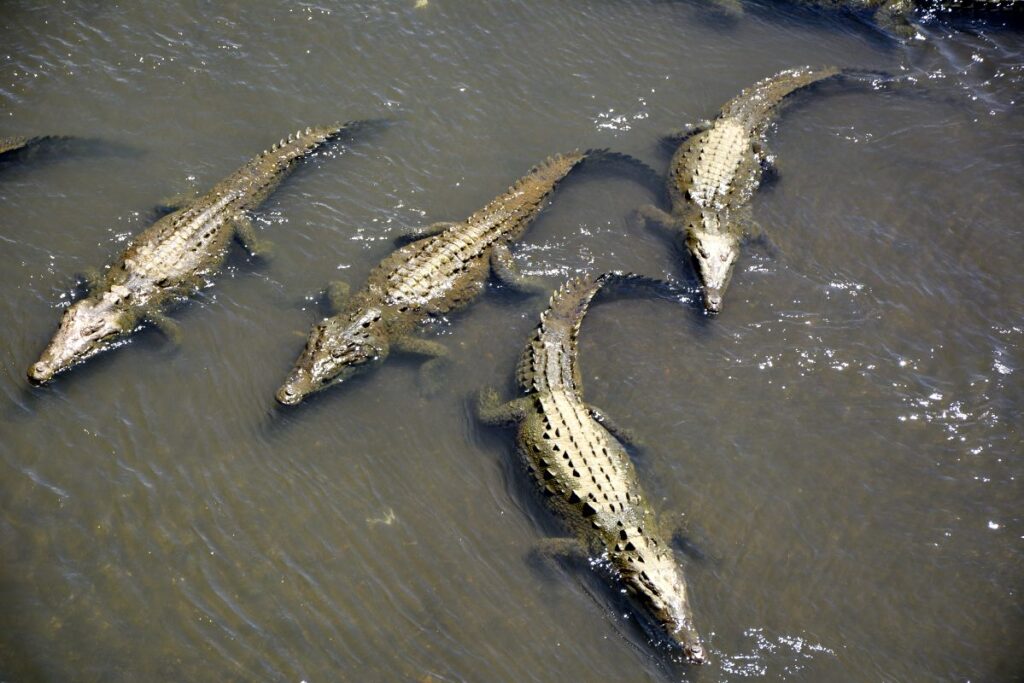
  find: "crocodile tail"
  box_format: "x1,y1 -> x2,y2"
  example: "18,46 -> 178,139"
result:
515,272 -> 681,393
0,135 -> 80,157
581,148 -> 664,198
507,149 -> 590,194
721,65 -> 841,129
258,120 -> 370,165
515,273 -> 604,394
0,135 -> 31,156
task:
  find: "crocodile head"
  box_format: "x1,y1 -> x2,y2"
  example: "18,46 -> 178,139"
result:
276,307 -> 389,405
28,294 -> 134,384
627,551 -> 706,664
685,221 -> 739,315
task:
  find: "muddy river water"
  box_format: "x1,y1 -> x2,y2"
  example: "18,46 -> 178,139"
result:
1,1 -> 1022,680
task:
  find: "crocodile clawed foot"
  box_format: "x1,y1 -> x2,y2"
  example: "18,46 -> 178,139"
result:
417,357 -> 451,396
247,240 -> 275,262
529,537 -> 590,574
325,280 -> 351,313
665,512 -> 712,564
147,311 -> 183,346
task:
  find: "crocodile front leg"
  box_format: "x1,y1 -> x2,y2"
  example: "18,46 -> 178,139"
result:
531,537 -> 590,571
233,214 -> 272,259
476,387 -> 531,427
325,280 -> 351,314
634,204 -> 681,239
660,509 -> 712,563
393,221 -> 456,247
146,310 -> 182,345
490,243 -> 546,295
392,335 -> 449,393
74,267 -> 103,296
753,141 -> 779,183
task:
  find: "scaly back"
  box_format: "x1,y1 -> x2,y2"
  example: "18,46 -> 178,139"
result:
465,150 -> 589,236
214,122 -> 358,208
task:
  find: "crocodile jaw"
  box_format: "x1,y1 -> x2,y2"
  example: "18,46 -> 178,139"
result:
686,228 -> 739,315
636,565 -> 705,664
276,310 -> 388,405
28,298 -> 128,384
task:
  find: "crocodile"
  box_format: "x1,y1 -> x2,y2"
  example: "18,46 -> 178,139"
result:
0,135 -> 74,160
28,123 -> 361,384
636,65 -> 841,314
802,0 -> 1023,36
476,272 -> 704,663
0,136 -> 32,157
276,149 -> 641,406
704,0 -> 1023,38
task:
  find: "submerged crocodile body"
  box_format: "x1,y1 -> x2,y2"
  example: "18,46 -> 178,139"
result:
276,150 -> 619,405
29,123 -> 358,384
477,273 -> 704,663
637,65 -> 840,314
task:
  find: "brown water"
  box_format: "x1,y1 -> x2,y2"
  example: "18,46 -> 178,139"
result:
1,1 -> 1022,681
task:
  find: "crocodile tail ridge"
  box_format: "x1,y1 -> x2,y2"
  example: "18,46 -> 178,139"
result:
505,149 -> 588,196
722,65 -> 841,128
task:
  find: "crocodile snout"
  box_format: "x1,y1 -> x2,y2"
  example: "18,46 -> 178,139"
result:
704,288 -> 723,314
27,361 -> 54,385
276,371 -> 314,406
275,384 -> 303,406
683,640 -> 706,665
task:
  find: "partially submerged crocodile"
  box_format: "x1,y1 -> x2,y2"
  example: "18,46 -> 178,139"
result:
29,123 -> 359,384
276,149 -> 636,405
802,0 -> 1023,36
706,0 -> 1022,38
477,272 -> 704,663
0,136 -> 32,157
637,65 -> 841,314
0,135 -> 72,159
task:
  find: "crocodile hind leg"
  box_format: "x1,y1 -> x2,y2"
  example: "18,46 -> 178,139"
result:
752,141 -> 779,184
489,243 -> 547,295
874,0 -> 917,39
233,214 -> 272,259
587,404 -> 644,449
659,120 -> 712,149
393,221 -> 456,247
155,188 -> 200,215
393,336 -> 450,394
476,388 -> 531,427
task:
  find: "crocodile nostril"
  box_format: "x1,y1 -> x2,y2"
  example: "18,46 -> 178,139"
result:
28,362 -> 50,384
